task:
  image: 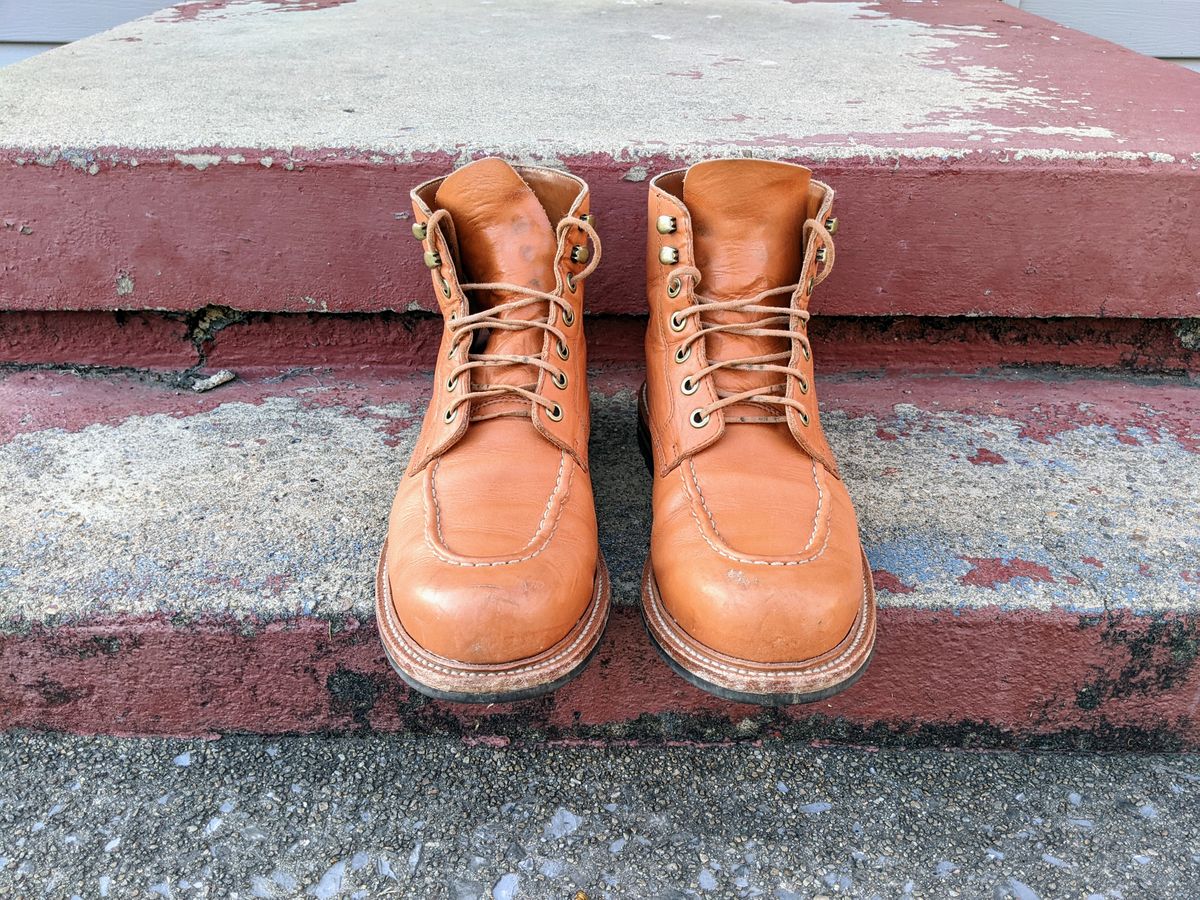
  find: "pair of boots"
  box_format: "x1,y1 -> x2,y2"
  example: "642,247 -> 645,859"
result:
376,157 -> 876,706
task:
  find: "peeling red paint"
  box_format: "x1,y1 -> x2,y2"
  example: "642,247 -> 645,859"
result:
871,570 -> 915,595
2,148 -> 1198,321
163,0 -> 353,23
828,376 -> 1200,456
959,557 -> 1056,589
2,606 -> 1197,747
968,448 -> 1006,466
3,369 -> 1197,460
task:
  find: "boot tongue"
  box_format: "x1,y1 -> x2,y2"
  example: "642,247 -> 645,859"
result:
433,158 -> 558,390
682,160 -> 811,411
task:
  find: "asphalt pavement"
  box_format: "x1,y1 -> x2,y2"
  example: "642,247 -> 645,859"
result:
2,733 -> 1198,898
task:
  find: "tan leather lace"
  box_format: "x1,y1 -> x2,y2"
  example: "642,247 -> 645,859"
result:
667,217 -> 835,425
429,212 -> 601,423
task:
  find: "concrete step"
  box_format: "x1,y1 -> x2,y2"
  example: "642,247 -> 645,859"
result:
2,366 -> 1197,747
0,0 -> 1197,323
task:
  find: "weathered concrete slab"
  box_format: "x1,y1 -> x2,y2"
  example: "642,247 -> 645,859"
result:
0,0 -> 1196,319
1,367 -> 1198,745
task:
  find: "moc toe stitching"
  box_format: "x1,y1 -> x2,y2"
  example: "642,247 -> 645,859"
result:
425,452 -> 570,565
680,462 -> 831,566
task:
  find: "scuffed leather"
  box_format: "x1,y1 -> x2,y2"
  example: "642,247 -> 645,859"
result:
385,159 -> 599,665
645,159 -> 867,664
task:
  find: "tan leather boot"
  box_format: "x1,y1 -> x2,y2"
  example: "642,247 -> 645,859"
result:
376,158 -> 609,702
639,159 -> 876,705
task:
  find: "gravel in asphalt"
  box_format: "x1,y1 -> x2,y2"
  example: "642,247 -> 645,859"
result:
1,733 -> 1198,899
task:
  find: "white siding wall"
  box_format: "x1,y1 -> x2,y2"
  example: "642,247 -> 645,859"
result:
0,0 -> 168,65
1003,0 -> 1200,71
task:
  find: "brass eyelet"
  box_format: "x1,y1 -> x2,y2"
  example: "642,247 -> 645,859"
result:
815,246 -> 827,264
547,403 -> 564,422
412,222 -> 428,240
798,408 -> 811,426
423,250 -> 441,269
656,215 -> 677,235
798,376 -> 809,395
806,277 -> 815,297
552,371 -> 568,389
446,375 -> 458,391
570,245 -> 590,265
801,340 -> 811,362
562,306 -> 575,326
437,273 -> 452,299
659,246 -> 679,265
566,272 -> 578,293
681,376 -> 698,396
669,311 -> 687,333
690,409 -> 710,429
556,340 -> 570,361
674,344 -> 691,364
666,276 -> 682,299
443,407 -> 458,424
579,213 -> 596,228
825,217 -> 838,235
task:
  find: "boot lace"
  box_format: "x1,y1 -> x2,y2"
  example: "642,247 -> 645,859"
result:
427,211 -> 601,423
666,218 -> 835,425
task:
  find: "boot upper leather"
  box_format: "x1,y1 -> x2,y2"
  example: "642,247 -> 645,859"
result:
385,158 -> 599,665
644,159 -> 866,665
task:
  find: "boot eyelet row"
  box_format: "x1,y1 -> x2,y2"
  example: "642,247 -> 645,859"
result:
680,377 -> 698,396
689,409 -> 710,428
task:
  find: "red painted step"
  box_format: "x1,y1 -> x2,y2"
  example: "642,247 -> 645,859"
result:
1,367 -> 1197,746
0,0 -> 1196,320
